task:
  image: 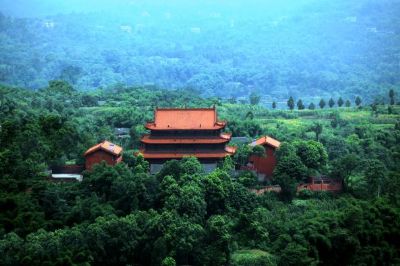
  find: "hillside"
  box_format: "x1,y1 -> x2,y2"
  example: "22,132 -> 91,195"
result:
0,0 -> 399,101
0,82 -> 399,265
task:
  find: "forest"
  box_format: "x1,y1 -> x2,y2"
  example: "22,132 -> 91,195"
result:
1,0 -> 400,264
0,0 -> 400,102
0,81 -> 400,265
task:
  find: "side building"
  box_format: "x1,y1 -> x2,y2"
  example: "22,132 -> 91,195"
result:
139,107 -> 236,174
248,136 -> 281,181
84,141 -> 123,171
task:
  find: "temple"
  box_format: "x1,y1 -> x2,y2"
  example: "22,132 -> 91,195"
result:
139,107 -> 236,173
248,136 -> 281,181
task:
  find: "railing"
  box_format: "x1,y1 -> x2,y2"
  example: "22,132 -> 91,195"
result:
252,181 -> 343,195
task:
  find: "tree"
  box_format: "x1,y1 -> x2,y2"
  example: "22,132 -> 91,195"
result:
388,105 -> 393,114
389,89 -> 395,105
319,99 -> 326,109
274,144 -> 307,181
180,156 -> 204,177
173,183 -> 206,221
233,145 -> 252,166
274,173 -> 297,202
345,99 -> 351,107
355,96 -> 362,107
370,101 -> 378,117
280,243 -> 315,265
251,145 -> 266,157
231,249 -> 276,266
246,111 -> 254,120
162,257 -> 176,266
337,97 -> 344,107
308,102 -> 315,110
237,170 -> 258,188
297,99 -> 305,110
228,96 -> 237,104
272,101 -> 276,109
364,159 -> 387,197
287,96 -> 295,110
309,122 -> 323,141
161,211 -> 205,264
203,215 -> 233,265
249,92 -> 261,105
328,98 -> 335,108
203,170 -> 229,215
275,142 -> 297,160
330,154 -> 360,183
46,80 -> 75,96
294,140 -> 328,171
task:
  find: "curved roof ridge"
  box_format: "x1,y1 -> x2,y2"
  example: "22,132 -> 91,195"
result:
84,140 -> 123,156
250,135 -> 281,149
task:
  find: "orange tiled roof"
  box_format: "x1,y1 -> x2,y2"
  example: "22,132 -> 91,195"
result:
84,141 -> 123,156
250,136 -> 281,149
225,145 -> 237,154
145,107 -> 226,130
139,146 -> 236,159
140,133 -> 232,144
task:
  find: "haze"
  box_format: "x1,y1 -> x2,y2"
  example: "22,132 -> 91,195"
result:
0,0 -> 399,102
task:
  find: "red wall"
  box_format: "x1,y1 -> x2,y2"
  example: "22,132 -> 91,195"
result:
85,150 -> 122,170
249,145 -> 277,177
297,181 -> 342,192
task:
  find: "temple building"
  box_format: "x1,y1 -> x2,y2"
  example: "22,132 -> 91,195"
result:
139,107 -> 236,173
84,141 -> 123,170
248,136 -> 281,181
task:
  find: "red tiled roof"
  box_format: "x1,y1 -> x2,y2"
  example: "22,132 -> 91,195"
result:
250,136 -> 281,149
138,146 -> 236,159
145,107 -> 226,130
140,133 -> 232,144
84,141 -> 123,156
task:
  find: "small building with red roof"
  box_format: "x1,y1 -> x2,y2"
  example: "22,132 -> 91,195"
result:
248,136 -> 281,180
140,107 -> 236,173
84,141 -> 123,170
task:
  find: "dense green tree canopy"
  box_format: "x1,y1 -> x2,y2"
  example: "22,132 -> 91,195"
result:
0,83 -> 399,265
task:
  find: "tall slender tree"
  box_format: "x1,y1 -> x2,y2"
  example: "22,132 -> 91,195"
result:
310,122 -> 323,141
389,89 -> 395,105
338,97 -> 344,107
287,96 -> 295,110
297,99 -> 305,110
319,99 -> 326,109
355,96 -> 362,107
371,101 -> 378,117
249,92 -> 261,105
272,101 -> 277,109
328,98 -> 335,108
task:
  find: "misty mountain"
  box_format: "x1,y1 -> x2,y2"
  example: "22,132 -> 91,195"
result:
0,0 -> 399,101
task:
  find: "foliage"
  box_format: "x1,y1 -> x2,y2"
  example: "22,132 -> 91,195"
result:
0,83 -> 400,265
287,97 -> 295,110
319,99 -> 326,109
2,0 -> 399,101
231,250 -> 276,266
